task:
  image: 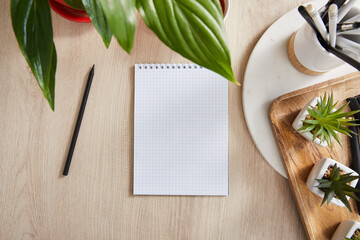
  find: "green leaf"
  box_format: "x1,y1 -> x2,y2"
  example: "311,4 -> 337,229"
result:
328,112 -> 358,119
330,102 -> 351,116
136,0 -> 238,84
335,188 -> 352,211
11,0 -> 57,110
303,119 -> 319,124
345,191 -> 360,201
98,0 -> 136,53
316,179 -> 330,183
82,0 -> 112,48
316,181 -> 332,188
324,92 -> 332,115
313,125 -> 323,141
324,125 -> 342,147
63,0 -> 85,10
307,108 -> 317,117
321,188 -> 335,205
297,124 -> 316,133
313,108 -> 324,118
342,184 -> 360,193
339,176 -> 360,185
331,164 -> 340,179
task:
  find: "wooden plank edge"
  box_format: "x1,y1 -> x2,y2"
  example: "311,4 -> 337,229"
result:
269,97 -> 315,240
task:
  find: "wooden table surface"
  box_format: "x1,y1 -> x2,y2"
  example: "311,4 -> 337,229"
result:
0,0 -> 309,239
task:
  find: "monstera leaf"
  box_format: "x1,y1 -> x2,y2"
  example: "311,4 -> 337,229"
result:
11,0 -> 57,110
136,0 -> 237,84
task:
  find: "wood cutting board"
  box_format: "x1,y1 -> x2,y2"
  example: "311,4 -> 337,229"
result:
269,72 -> 360,240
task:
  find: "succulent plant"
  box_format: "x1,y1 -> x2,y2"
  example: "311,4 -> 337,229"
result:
345,229 -> 360,240
345,236 -> 360,240
316,163 -> 360,212
297,92 -> 360,148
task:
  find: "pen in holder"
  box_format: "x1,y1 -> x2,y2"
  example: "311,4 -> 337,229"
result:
288,24 -> 344,75
288,4 -> 360,75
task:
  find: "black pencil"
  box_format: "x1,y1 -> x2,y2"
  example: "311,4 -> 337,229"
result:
347,97 -> 360,214
63,65 -> 95,176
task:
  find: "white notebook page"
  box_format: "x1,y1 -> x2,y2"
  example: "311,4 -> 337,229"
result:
134,64 -> 228,195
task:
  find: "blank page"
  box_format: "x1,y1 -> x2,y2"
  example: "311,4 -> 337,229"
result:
134,64 -> 228,195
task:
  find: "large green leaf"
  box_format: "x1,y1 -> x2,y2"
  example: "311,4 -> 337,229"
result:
98,0 -> 137,53
11,0 -> 57,110
63,0 -> 85,10
136,0 -> 238,84
82,0 -> 112,48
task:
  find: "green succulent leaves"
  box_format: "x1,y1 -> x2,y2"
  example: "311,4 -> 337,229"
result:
11,0 -> 57,110
316,164 -> 360,212
136,0 -> 238,84
345,233 -> 360,240
297,92 -> 360,148
11,0 -> 237,110
345,236 -> 360,240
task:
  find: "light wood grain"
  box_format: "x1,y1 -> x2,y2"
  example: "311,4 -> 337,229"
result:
0,0 -> 309,239
270,72 -> 360,240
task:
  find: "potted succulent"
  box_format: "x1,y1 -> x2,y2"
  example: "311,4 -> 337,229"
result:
306,158 -> 360,212
331,220 -> 360,240
292,92 -> 360,148
11,0 -> 237,110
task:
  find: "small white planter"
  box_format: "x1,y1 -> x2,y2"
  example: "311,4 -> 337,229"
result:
332,220 -> 360,240
306,158 -> 359,207
292,97 -> 328,147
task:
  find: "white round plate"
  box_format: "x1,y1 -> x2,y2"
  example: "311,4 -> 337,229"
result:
242,0 -> 356,178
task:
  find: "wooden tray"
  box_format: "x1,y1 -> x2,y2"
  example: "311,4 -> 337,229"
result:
269,72 -> 360,240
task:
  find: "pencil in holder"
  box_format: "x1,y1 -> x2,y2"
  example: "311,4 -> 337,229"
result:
288,5 -> 360,75
288,23 -> 344,75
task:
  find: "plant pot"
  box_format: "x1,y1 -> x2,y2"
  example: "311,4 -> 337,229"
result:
49,0 -> 91,23
292,97 -> 329,147
332,220 -> 360,240
306,158 -> 359,207
221,0 -> 230,21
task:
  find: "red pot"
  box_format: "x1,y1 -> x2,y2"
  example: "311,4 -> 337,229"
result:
49,0 -> 91,23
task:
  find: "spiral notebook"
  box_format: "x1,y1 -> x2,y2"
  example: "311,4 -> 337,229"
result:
134,64 -> 228,195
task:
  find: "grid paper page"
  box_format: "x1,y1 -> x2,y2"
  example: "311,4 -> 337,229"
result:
134,64 -> 228,195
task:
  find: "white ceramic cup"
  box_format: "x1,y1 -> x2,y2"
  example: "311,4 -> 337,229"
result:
292,23 -> 344,73
289,7 -> 360,75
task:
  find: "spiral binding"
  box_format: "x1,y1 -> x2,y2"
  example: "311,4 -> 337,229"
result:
137,64 -> 202,69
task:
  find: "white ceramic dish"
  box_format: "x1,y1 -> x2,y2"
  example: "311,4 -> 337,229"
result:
332,220 -> 360,240
306,158 -> 359,207
242,0 -> 357,178
292,97 -> 329,147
